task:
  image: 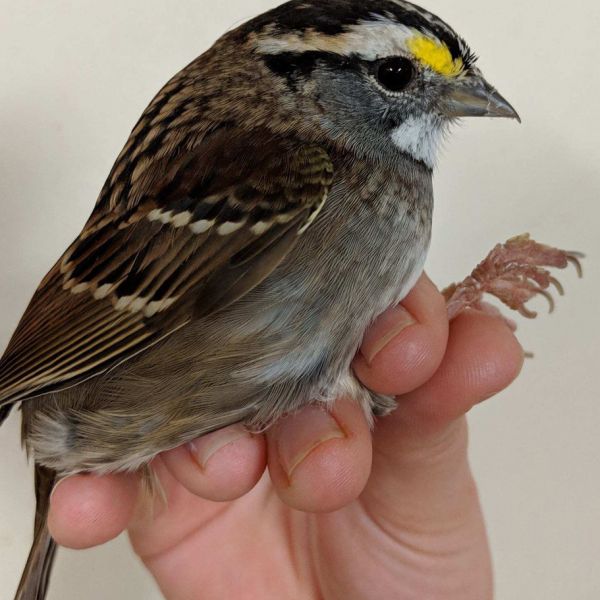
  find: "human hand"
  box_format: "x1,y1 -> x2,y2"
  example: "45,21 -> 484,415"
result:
47,275 -> 524,599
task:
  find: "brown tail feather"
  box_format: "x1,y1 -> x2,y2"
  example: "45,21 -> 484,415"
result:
14,464 -> 58,600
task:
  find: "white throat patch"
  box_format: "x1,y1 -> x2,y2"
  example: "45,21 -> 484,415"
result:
390,114 -> 444,168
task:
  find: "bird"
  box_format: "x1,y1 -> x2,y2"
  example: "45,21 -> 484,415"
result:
0,1 -> 522,598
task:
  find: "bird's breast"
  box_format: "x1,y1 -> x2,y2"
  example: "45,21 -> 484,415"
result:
228,162 -> 434,392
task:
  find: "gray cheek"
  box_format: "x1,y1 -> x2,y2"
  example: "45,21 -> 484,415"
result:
314,70 -> 439,166
314,72 -> 391,145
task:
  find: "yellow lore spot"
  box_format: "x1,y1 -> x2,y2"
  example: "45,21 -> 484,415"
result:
407,35 -> 464,77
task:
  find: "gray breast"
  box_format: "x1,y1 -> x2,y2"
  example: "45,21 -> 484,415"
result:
224,157 -> 433,415
26,157 -> 433,473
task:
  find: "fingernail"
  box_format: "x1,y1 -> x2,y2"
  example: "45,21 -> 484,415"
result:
276,406 -> 345,480
361,304 -> 417,365
188,424 -> 251,469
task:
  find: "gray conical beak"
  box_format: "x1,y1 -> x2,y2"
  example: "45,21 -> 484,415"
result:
442,74 -> 521,122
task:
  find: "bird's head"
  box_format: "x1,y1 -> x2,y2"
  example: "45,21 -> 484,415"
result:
226,0 -> 519,169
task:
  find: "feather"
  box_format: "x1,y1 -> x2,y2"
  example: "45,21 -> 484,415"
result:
0,129 -> 333,406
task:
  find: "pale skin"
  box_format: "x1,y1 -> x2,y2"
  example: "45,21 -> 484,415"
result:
47,275 -> 524,599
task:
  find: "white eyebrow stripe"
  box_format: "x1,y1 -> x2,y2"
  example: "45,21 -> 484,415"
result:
256,18 -> 418,61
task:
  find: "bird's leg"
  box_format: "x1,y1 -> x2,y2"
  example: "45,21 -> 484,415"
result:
443,234 -> 584,322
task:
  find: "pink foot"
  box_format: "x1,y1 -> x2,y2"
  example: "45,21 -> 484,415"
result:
443,234 -> 584,322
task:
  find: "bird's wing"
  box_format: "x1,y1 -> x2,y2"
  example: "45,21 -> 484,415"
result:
0,130 -> 333,405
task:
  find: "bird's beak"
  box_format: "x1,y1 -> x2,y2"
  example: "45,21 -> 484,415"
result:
441,73 -> 521,122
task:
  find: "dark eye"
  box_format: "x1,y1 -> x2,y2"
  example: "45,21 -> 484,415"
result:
376,57 -> 415,93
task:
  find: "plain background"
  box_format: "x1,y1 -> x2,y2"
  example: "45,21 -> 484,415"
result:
0,1 -> 598,598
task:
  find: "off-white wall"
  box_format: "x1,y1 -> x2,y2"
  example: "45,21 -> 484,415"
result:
0,1 -> 598,598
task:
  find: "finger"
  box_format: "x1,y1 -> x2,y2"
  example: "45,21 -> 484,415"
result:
353,274 -> 449,396
48,473 -> 138,549
267,400 -> 372,513
362,310 -> 524,529
160,424 -> 266,502
394,309 -> 525,430
128,457 -> 240,560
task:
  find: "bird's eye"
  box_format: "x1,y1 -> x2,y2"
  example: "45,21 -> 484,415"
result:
376,57 -> 415,93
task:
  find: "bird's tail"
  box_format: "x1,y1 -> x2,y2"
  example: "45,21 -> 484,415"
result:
13,464 -> 58,600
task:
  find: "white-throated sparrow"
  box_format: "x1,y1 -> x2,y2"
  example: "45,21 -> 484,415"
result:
1,1 -> 581,599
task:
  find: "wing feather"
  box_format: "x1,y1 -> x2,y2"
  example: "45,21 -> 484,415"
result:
0,129 -> 333,405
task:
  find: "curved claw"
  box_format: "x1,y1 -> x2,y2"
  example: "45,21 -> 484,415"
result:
444,237 -> 582,323
537,288 -> 556,313
567,254 -> 584,278
518,304 -> 538,319
549,276 -> 565,296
